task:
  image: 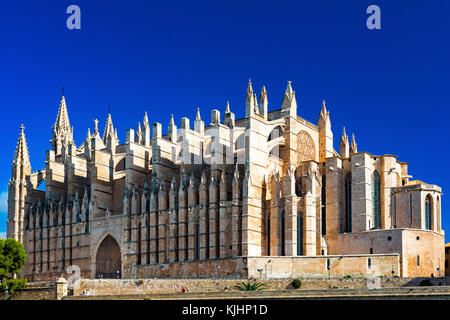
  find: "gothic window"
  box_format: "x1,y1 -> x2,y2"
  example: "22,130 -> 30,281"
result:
137,223 -> 142,265
371,171 -> 381,229
437,196 -> 441,231
297,212 -> 303,256
425,195 -> 432,230
295,176 -> 302,197
297,131 -> 316,163
280,210 -> 285,256
321,175 -> 326,235
344,172 -> 352,232
195,218 -> 200,260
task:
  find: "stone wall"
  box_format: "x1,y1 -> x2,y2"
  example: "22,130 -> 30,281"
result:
11,283 -> 57,300
247,255 -> 400,278
73,276 -> 442,296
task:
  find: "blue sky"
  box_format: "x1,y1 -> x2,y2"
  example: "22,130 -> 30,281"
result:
0,0 -> 449,241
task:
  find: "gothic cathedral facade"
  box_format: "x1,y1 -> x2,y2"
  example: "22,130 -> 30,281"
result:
7,81 -> 445,280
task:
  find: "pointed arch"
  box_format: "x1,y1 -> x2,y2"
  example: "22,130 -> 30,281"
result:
297,130 -> 316,163
425,194 -> 432,230
95,234 -> 122,278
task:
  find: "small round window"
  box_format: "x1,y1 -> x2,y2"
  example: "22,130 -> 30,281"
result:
387,236 -> 392,241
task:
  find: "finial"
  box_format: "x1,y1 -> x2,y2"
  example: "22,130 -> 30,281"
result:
94,119 -> 99,134
225,101 -> 230,113
170,114 -> 175,126
20,124 -> 25,131
62,88 -> 65,96
196,107 -> 201,121
108,105 -> 111,114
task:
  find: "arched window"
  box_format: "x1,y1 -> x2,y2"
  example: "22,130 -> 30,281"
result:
321,175 -> 326,235
297,212 -> 303,256
280,210 -> 286,256
425,195 -> 432,230
344,172 -> 352,232
371,171 -> 381,229
437,196 -> 441,231
295,176 -> 302,197
195,218 -> 200,260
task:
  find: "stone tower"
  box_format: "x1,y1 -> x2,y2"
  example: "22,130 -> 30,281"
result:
7,125 -> 31,242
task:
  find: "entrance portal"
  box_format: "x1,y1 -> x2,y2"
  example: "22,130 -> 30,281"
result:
95,235 -> 121,279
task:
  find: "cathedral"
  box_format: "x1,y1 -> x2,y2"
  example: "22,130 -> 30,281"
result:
7,81 -> 445,280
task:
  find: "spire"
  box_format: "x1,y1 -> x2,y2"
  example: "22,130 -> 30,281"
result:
340,127 -> 347,140
194,107 -> 204,135
286,81 -> 293,96
319,100 -> 328,120
51,92 -> 73,154
246,79 -> 253,97
170,175 -> 177,191
136,122 -> 142,144
253,93 -> 259,114
93,119 -> 99,137
102,111 -> 115,144
225,101 -> 230,114
12,124 -> 31,170
143,111 -> 149,127
339,127 -> 349,159
281,81 -> 297,117
259,86 -> 268,119
201,170 -> 207,185
142,111 -> 150,147
245,79 -> 257,117
85,127 -> 91,141
168,114 -> 177,142
54,94 -> 71,137
350,134 -> 358,154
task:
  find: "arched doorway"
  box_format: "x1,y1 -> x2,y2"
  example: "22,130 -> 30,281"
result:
95,235 -> 121,279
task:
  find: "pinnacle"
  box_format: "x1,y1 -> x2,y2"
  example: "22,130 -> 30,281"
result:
93,119 -> 99,136
54,94 -> 71,136
102,111 -> 115,143
13,124 -> 30,166
143,112 -> 149,126
285,81 -> 293,96
196,107 -> 201,121
225,101 -> 230,114
246,79 -> 253,95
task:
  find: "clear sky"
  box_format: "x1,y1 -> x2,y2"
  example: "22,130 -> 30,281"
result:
0,0 -> 449,241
